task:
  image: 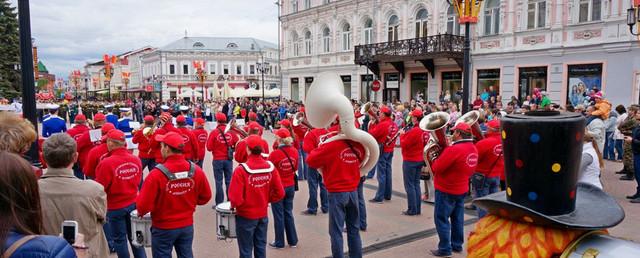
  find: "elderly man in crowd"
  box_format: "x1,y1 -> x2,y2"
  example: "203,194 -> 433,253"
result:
38,133 -> 109,258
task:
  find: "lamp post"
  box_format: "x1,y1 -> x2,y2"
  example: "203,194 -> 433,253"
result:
275,0 -> 283,100
103,54 -> 117,100
121,71 -> 130,100
446,0 -> 483,113
628,1 -> 640,37
257,54 -> 270,100
358,47 -> 376,102
193,61 -> 207,102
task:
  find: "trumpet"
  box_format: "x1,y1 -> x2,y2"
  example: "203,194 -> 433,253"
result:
456,110 -> 484,141
360,102 -> 379,122
292,112 -> 314,129
224,119 -> 249,138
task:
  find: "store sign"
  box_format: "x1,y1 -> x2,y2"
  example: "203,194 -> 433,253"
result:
305,77 -> 314,83
372,80 -> 381,92
478,69 -> 500,79
362,74 -> 374,81
442,72 -> 462,80
386,81 -> 399,89
341,75 -> 351,82
291,78 -> 299,83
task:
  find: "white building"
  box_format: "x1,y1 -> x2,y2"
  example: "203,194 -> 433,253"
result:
280,0 -> 640,107
140,36 -> 279,101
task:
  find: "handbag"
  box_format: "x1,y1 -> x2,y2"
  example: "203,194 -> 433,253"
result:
279,146 -> 299,191
217,127 -> 234,160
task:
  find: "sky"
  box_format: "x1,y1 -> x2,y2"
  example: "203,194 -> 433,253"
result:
9,0 -> 280,78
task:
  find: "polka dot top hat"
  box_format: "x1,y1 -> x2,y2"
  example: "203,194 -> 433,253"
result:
473,110 -> 624,230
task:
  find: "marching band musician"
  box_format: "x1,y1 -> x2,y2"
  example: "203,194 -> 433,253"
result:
301,126 -> 329,215
399,109 -> 428,216
274,119 -> 300,152
176,115 -> 200,163
132,115 -> 157,172
234,122 -> 269,163
471,119 -> 503,218
75,113 -> 107,178
94,129 -> 146,258
368,105 -> 397,203
42,104 -> 67,137
117,107 -> 134,139
150,112 -> 181,164
306,123 -> 366,258
105,104 -> 118,127
83,123 -> 116,179
229,135 -> 285,258
137,132 -> 212,258
191,118 -> 209,168
206,112 -> 240,205
179,106 -> 194,127
67,114 -> 90,179
429,122 -> 478,257
292,107 -> 309,181
267,128 -> 299,249
243,111 -> 264,136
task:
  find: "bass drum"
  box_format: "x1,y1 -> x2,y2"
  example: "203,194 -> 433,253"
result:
215,202 -> 237,240
130,210 -> 152,247
561,231 -> 640,258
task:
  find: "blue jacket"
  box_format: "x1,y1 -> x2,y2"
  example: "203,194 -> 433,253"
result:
186,116 -> 194,127
3,231 -> 76,258
105,113 -> 118,127
42,115 -> 67,138
117,118 -> 133,137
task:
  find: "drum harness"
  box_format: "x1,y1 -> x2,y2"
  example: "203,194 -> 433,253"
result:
155,162 -> 196,181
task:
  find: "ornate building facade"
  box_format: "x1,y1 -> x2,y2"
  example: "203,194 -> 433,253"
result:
280,0 -> 640,106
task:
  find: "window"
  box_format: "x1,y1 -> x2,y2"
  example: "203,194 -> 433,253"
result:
223,64 -> 229,75
209,63 -> 216,75
250,65 -> 255,75
236,64 -> 242,75
304,31 -> 312,55
388,15 -> 399,41
304,0 -> 310,9
363,18 -> 373,44
292,32 -> 300,57
447,6 -> 461,35
342,23 -> 352,51
182,64 -> 189,75
415,9 -> 428,38
322,27 -> 331,53
484,0 -> 500,35
169,64 -> 176,75
193,42 -> 204,48
291,0 -> 298,12
226,43 -> 238,49
579,0 -> 601,23
323,0 -> 330,4
527,0 -> 546,29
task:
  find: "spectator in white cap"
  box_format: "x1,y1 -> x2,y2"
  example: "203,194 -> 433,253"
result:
179,105 -> 194,127
117,108 -> 134,139
42,104 -> 66,138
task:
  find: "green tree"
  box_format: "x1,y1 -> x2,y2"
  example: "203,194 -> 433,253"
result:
0,0 -> 21,99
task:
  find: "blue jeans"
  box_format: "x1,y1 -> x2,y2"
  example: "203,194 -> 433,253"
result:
357,179 -> 367,230
306,167 -> 328,213
107,204 -> 147,258
328,191 -> 362,258
236,216 -> 268,258
298,145 -> 308,180
402,161 -> 423,215
72,163 -> 85,180
140,158 -> 156,172
271,187 -> 298,247
470,174 -> 501,218
366,145 -> 383,179
434,190 -> 466,255
151,225 -> 194,258
373,152 -> 394,201
604,132 -> 615,160
633,154 -> 640,193
213,159 -> 233,205
615,139 -> 624,160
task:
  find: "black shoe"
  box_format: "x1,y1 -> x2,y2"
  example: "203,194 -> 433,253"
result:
615,170 -> 627,174
430,249 -> 452,257
620,175 -> 635,181
631,197 -> 640,203
360,227 -> 367,232
628,193 -> 640,199
452,248 -> 463,253
321,209 -> 328,214
401,211 -> 416,216
368,199 -> 383,204
465,204 -> 476,210
300,210 -> 317,216
268,242 -> 284,249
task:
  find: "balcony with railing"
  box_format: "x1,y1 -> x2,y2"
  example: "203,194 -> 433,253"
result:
354,34 -> 464,78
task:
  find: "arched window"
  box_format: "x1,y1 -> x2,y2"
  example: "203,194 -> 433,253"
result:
578,0 -> 601,23
193,42 -> 205,48
527,0 -> 546,29
388,15 -> 399,41
226,43 -> 238,49
342,23 -> 352,51
291,32 -> 300,57
415,9 -> 428,38
322,27 -> 331,53
363,18 -> 373,44
304,30 -> 312,55
447,6 -> 461,35
484,0 -> 500,35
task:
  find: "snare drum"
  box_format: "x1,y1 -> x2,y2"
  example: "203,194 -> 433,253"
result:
130,210 -> 152,247
215,202 -> 237,240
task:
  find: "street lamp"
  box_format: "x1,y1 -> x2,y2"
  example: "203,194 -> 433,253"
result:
275,0 -> 283,100
257,55 -> 270,100
446,0 -> 484,113
103,54 -> 117,100
358,47 -> 376,102
193,61 -> 207,102
628,1 -> 640,37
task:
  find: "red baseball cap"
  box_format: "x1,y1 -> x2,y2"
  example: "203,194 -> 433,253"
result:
245,135 -> 263,149
155,132 -> 185,150
380,106 -> 391,115
248,112 -> 257,119
215,112 -> 226,122
452,122 -> 471,134
94,113 -> 106,122
104,129 -> 126,141
144,115 -> 154,122
279,119 -> 291,128
274,128 -> 291,138
75,114 -> 86,122
248,122 -> 261,131
410,109 -> 423,117
195,118 -> 205,125
176,115 -> 186,123
299,107 -> 305,113
101,123 -> 116,134
486,119 -> 500,129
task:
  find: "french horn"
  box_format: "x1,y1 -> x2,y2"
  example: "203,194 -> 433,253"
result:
304,72 -> 379,175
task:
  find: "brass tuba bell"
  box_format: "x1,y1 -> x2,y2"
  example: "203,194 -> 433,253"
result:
456,110 -> 484,140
